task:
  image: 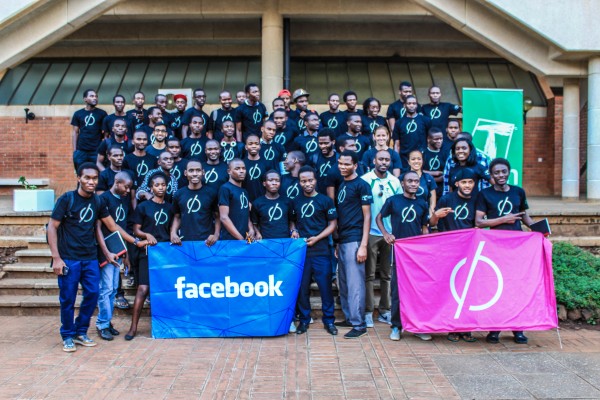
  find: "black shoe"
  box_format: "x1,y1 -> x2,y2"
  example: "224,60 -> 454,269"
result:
344,328 -> 367,339
296,322 -> 309,334
97,327 -> 113,341
486,332 -> 500,344
108,324 -> 120,336
324,324 -> 338,335
124,333 -> 135,341
513,332 -> 528,344
334,320 -> 353,327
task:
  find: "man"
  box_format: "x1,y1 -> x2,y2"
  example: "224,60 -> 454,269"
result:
386,81 -> 419,132
421,86 -> 462,131
442,132 -> 491,195
170,94 -> 188,139
170,160 -> 220,245
220,120 -> 245,163
422,127 -> 449,202
102,95 -> 128,138
392,95 -> 431,168
430,168 -> 477,232
202,139 -> 229,189
278,89 -> 292,113
343,91 -> 361,114
236,90 -> 246,106
442,119 -> 461,150
47,163 -> 147,352
320,93 -> 347,137
181,115 -> 208,161
182,88 -> 210,139
125,91 -> 148,132
235,83 -> 268,142
250,170 -> 294,240
337,113 -> 371,160
271,97 -> 285,113
218,158 -> 254,240
141,107 -> 172,145
153,93 -> 175,132
259,120 -> 286,167
289,88 -> 317,132
145,123 -> 169,158
272,108 -> 300,153
71,89 -> 107,170
291,166 -> 338,336
136,151 -> 178,203
361,150 -> 401,327
96,146 -> 134,196
122,130 -> 157,201
97,118 -> 131,171
475,158 -> 534,345
166,137 -> 188,189
243,134 -> 274,202
311,129 -> 338,195
280,151 -> 305,200
95,172 -> 134,341
209,90 -> 236,141
376,171 -> 430,341
291,113 -> 320,159
333,151 -> 373,339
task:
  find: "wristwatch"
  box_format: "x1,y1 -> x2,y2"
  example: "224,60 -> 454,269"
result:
133,238 -> 140,246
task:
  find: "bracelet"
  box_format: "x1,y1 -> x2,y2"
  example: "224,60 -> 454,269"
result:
133,238 -> 140,246
290,229 -> 298,235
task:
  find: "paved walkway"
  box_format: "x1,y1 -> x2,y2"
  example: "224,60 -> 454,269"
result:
1,316 -> 599,399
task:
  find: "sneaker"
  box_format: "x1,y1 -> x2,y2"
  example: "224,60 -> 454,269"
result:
289,321 -> 297,333
115,295 -> 130,310
378,311 -> 392,325
390,327 -> 401,341
62,338 -> 76,352
96,327 -> 113,341
365,312 -> 374,328
73,334 -> 97,347
334,320 -> 353,327
344,328 -> 367,339
309,318 -> 314,324
414,333 -> 433,341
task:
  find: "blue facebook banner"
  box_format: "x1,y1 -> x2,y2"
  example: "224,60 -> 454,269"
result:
148,239 -> 306,338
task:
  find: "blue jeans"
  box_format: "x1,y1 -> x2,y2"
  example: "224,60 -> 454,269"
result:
338,241 -> 366,329
298,255 -> 335,325
58,259 -> 100,339
96,262 -> 120,330
72,150 -> 96,170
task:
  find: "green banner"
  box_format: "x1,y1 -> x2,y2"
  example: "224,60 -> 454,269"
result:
462,89 -> 523,186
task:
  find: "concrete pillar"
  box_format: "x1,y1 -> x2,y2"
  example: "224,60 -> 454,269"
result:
562,79 -> 580,198
588,57 -> 600,199
261,0 -> 283,112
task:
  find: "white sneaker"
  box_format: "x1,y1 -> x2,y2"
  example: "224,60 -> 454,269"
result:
414,333 -> 433,341
289,321 -> 297,333
365,312 -> 374,328
309,318 -> 314,324
390,327 -> 401,341
378,311 -> 392,325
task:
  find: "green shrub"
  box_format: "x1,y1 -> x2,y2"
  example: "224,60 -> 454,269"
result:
553,241 -> 600,311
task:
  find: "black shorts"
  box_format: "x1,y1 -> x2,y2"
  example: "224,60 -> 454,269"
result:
138,256 -> 149,286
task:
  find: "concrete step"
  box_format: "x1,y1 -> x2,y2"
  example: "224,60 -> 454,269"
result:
1,263 -> 54,278
15,249 -> 51,264
550,236 -> 600,247
26,236 -> 49,250
0,278 -> 138,296
0,295 -> 149,316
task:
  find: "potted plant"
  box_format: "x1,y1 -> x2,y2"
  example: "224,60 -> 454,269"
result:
13,176 -> 55,212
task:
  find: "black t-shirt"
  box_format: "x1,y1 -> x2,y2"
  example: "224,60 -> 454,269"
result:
97,137 -> 132,157
274,125 -> 300,152
423,147 -> 449,173
361,115 -> 387,137
476,185 -> 529,231
209,108 -> 236,141
379,195 -> 429,239
170,159 -> 189,189
320,110 -> 347,137
280,175 -> 301,200
243,158 -> 273,202
102,113 -> 129,135
172,185 -> 218,241
97,168 -> 134,193
71,108 -> 108,152
260,141 -> 286,165
325,163 -> 367,193
291,133 -> 320,158
386,100 -> 422,120
181,107 -> 210,136
392,114 -> 431,163
436,192 -> 476,232
170,110 -> 185,139
99,191 -> 130,235
291,193 -> 337,257
250,195 -> 293,239
221,141 -> 245,163
125,109 -> 148,131
421,102 -> 461,130
336,133 -> 372,160
218,182 -> 250,240
139,124 -> 173,145
132,200 -> 173,242
51,191 -> 109,260
311,153 -> 339,195
202,161 -> 229,189
181,136 -> 208,161
123,153 -> 157,189
235,101 -> 268,141
414,172 -> 437,203
334,176 -> 373,243
361,148 -> 402,172
145,144 -> 166,159
287,109 -> 319,132
448,164 -> 490,197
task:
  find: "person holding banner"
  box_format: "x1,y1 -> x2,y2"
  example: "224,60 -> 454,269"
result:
376,170 -> 431,341
219,158 -> 254,241
291,166 -> 338,336
475,158 -> 534,345
126,172 -> 172,340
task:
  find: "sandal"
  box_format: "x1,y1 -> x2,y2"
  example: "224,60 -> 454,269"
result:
447,333 -> 460,342
115,296 -> 130,310
460,333 -> 477,343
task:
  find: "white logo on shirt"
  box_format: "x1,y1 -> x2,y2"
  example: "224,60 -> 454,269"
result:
190,142 -> 203,156
79,204 -> 94,223
253,109 -> 262,124
319,162 -> 331,177
204,168 -> 218,183
223,147 -> 234,162
429,156 -> 440,171
497,197 -> 513,216
268,203 -> 283,221
186,195 -> 202,214
337,186 -> 347,204
327,118 -> 338,129
430,107 -> 441,120
115,204 -> 126,223
154,209 -> 168,225
405,120 -> 417,134
286,183 -> 300,199
401,205 -> 416,223
274,132 -> 286,145
171,166 -> 181,181
137,161 -> 149,176
248,164 -> 261,181
305,139 -> 318,154
240,193 -> 249,209
84,114 -> 96,127
263,146 -> 275,161
454,203 -> 470,220
300,200 -> 315,218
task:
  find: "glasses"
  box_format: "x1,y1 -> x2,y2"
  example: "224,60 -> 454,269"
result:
154,129 -> 167,133
378,184 -> 385,197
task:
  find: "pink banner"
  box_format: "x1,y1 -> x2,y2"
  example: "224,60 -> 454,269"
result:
394,228 -> 557,333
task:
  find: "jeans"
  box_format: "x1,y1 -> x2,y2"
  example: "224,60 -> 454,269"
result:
365,234 -> 391,313
96,262 -> 120,330
58,259 -> 100,339
338,241 -> 366,329
298,255 -> 335,325
73,150 -> 97,171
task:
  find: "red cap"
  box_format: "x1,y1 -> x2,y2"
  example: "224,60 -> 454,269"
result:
278,89 -> 292,97
173,94 -> 187,102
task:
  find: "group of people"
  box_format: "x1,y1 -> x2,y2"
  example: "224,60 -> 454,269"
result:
49,81 -> 534,352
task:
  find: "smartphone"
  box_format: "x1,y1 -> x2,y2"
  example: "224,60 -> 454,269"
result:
62,265 -> 69,276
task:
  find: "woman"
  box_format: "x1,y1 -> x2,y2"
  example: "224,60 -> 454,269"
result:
361,97 -> 387,137
443,139 -> 490,197
361,125 -> 402,176
125,172 -> 172,340
407,149 -> 437,215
